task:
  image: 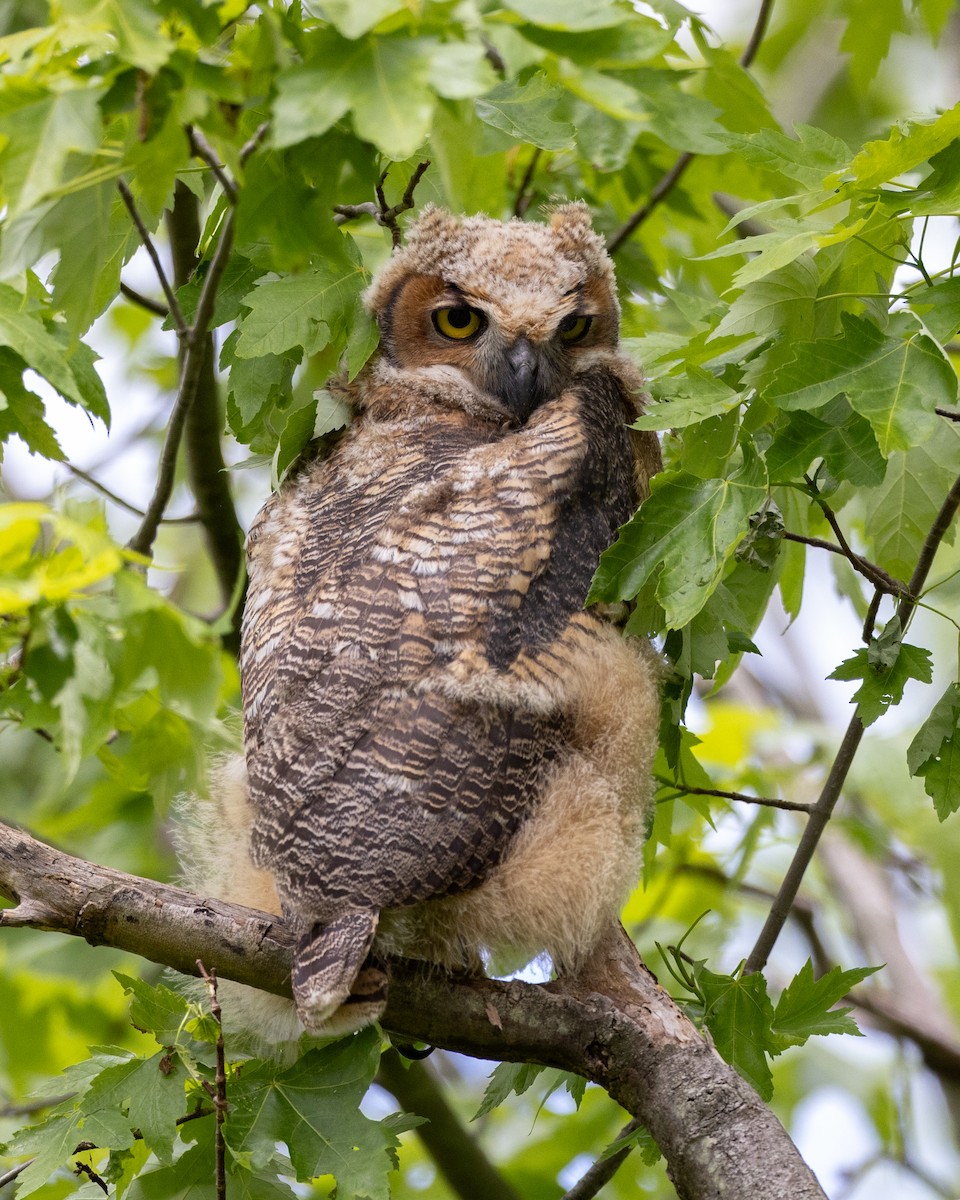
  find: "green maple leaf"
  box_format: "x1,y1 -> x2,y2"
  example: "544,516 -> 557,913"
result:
771,960 -> 879,1050
829,633 -> 933,728
225,1031 -> 399,1198
766,312 -> 956,457
589,445 -> 767,629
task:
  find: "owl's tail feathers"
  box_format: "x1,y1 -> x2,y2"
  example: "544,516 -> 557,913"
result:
292,909 -> 388,1036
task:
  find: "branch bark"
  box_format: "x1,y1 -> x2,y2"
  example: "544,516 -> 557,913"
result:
0,821 -> 825,1200
166,181 -> 244,650
377,1050 -> 523,1200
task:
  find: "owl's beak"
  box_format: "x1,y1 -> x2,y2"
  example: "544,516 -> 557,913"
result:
502,336 -> 540,420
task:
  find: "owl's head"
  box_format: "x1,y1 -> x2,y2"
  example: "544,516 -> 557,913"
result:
364,204 -> 621,422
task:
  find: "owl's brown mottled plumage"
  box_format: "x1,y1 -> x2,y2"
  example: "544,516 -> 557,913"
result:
188,204 -> 662,1038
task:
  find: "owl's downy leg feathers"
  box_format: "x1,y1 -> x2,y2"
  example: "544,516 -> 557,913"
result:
292,909 -> 387,1035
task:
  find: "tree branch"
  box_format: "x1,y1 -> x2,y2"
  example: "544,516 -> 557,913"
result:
166,181 -> 244,649
126,207 -> 236,564
0,821 -> 826,1200
782,530 -> 907,599
606,0 -> 777,254
561,1117 -> 641,1200
745,467 -> 960,975
657,779 -> 812,813
117,180 -> 187,336
333,161 -> 431,248
63,463 -> 199,524
377,1050 -> 522,1200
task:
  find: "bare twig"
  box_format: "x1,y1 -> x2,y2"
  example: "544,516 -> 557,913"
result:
334,161 -> 431,248
120,282 -> 168,317
198,961 -> 228,1200
782,529 -> 908,599
239,121 -> 270,167
0,1095 -> 75,1118
187,126 -> 237,203
0,1161 -> 32,1189
166,182 -> 244,640
740,0 -> 776,68
746,468 -> 960,975
74,1161 -> 108,1194
936,406 -> 960,421
606,0 -> 777,254
513,149 -> 542,219
561,1118 -> 642,1200
657,779 -> 812,813
117,179 -> 188,335
63,463 -> 199,524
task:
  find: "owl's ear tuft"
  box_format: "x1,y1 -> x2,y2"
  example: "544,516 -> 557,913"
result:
549,202 -> 614,282
364,205 -> 462,318
552,202 -> 595,247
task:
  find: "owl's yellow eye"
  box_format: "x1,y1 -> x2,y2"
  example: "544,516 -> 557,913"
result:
433,306 -> 484,340
558,314 -> 592,344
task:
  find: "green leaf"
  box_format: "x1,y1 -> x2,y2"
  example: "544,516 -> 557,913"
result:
863,423 -> 960,579
625,67 -> 726,155
114,974 -> 195,1045
320,0 -> 408,38
0,284 -> 86,408
693,963 -> 774,1101
766,397 -> 885,487
828,635 -> 933,728
474,1062 -> 545,1119
517,18 -> 673,66
0,84 -> 101,217
908,276 -> 960,344
233,250 -> 369,360
771,960 -> 880,1048
88,0 -> 175,71
840,102 -> 960,188
225,1032 -> 398,1195
273,36 -> 434,159
719,124 -> 850,188
712,255 -> 819,342
765,312 -> 956,456
0,349 -> 64,460
839,0 -> 905,91
427,42 -> 499,100
907,683 -> 960,820
3,1050 -> 157,1198
475,73 -> 576,151
589,447 -> 767,628
501,0 -> 638,31
634,368 -> 741,430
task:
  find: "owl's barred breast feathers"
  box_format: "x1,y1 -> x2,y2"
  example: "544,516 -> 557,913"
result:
186,203 -> 662,1039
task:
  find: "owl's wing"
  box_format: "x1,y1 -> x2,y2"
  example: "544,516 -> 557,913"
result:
244,386 -> 636,919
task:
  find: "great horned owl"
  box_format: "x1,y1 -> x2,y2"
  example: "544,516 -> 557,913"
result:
185,204 -> 662,1039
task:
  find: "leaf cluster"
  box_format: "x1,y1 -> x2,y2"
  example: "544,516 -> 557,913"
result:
1,975 -> 403,1200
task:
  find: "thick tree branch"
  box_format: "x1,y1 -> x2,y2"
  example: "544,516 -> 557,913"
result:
0,822 -> 826,1200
